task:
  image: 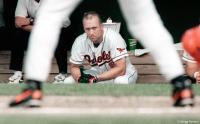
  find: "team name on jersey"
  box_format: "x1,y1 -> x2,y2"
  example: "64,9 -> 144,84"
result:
84,51 -> 112,66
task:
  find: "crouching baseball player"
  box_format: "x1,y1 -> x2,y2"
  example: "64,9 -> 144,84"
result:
64,11 -> 137,84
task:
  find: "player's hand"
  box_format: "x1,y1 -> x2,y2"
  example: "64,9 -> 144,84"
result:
194,71 -> 200,84
15,17 -> 31,28
78,73 -> 98,84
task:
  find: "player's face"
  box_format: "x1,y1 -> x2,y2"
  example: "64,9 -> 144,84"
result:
83,16 -> 104,44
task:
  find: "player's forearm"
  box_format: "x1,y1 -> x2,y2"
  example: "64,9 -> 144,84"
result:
186,69 -> 197,78
185,62 -> 199,77
97,58 -> 126,81
70,64 -> 81,82
97,66 -> 125,81
21,25 -> 33,32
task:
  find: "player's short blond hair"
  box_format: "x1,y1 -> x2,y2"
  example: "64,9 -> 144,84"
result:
82,11 -> 102,24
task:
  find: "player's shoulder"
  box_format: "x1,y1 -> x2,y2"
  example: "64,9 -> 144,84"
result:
17,0 -> 26,3
105,28 -> 119,35
105,29 -> 122,38
75,33 -> 86,40
21,0 -> 30,3
104,28 -> 124,42
74,33 -> 88,44
18,0 -> 32,6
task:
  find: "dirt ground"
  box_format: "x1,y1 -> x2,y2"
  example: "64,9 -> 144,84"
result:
0,96 -> 199,116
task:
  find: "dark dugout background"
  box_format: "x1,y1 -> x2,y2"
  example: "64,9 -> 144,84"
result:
2,0 -> 200,50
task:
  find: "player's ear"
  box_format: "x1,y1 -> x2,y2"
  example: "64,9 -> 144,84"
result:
100,23 -> 104,29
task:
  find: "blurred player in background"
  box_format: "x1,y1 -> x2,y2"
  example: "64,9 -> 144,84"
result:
9,0 -> 194,107
182,25 -> 200,83
8,0 -> 70,84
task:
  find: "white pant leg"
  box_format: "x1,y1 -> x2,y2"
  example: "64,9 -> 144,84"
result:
114,70 -> 138,84
118,0 -> 184,81
25,0 -> 81,82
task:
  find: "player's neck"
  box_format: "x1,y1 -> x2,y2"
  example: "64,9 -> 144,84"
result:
94,43 -> 100,47
93,37 -> 103,47
35,0 -> 40,3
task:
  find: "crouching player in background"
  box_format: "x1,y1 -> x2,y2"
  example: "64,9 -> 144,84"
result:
64,11 -> 137,84
182,25 -> 200,84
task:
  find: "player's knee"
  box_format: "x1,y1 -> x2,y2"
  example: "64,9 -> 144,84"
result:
114,73 -> 138,84
64,76 -> 76,84
114,76 -> 129,84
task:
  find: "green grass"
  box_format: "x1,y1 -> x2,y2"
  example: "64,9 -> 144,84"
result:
0,83 -> 200,96
0,115 -> 199,124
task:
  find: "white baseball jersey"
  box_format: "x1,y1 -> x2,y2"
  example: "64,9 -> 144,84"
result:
182,51 -> 197,63
70,28 -> 136,76
15,0 -> 70,27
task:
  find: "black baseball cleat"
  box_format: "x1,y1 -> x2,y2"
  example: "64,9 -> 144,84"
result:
171,75 -> 194,107
9,80 -> 43,107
